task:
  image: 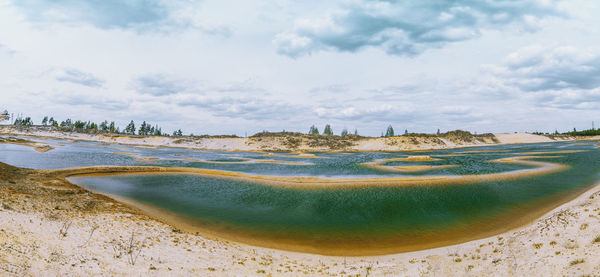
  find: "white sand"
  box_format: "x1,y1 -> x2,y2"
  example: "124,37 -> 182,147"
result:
0,126 -> 575,153
1,183 -> 599,276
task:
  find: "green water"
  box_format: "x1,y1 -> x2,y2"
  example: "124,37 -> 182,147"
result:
2,136 -> 599,254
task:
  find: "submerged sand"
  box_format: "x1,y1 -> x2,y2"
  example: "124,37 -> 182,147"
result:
50,154 -> 568,189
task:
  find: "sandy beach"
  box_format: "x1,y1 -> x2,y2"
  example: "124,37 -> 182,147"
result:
1,127 -> 600,275
1,160 -> 599,276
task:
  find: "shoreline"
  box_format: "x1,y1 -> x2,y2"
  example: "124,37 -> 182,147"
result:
1,161 -> 599,275
67,173 -> 598,256
45,154 -> 568,189
0,126 -> 582,153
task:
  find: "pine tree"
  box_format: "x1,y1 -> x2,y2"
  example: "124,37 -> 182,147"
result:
323,124 -> 333,135
109,122 -> 116,133
404,129 -> 408,135
41,116 -> 48,126
437,129 -> 440,135
341,128 -> 348,137
308,125 -> 319,135
385,125 -> 394,137
100,121 -> 109,131
125,120 -> 136,135
139,121 -> 148,135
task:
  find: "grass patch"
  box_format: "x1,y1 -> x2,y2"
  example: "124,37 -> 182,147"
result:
570,259 -> 584,266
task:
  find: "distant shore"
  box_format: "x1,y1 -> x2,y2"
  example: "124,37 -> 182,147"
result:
0,125 -> 583,153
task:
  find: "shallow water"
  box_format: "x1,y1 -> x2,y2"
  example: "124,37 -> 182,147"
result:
2,135 -> 600,254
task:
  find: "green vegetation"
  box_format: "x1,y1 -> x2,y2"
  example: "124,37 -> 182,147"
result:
124,120 -> 136,135
384,125 -> 394,137
323,124 -> 333,136
569,259 -> 584,266
340,128 -> 348,137
12,116 -> 33,126
4,112 -> 173,137
564,128 -> 600,136
308,125 -> 319,135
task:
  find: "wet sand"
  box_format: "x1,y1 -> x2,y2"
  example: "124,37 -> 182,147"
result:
49,155 -> 568,189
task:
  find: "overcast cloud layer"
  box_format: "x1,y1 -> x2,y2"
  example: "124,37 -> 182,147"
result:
1,0 -> 600,136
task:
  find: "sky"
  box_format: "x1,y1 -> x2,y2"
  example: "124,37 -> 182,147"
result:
1,0 -> 600,136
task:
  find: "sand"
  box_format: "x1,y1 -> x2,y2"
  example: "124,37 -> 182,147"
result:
1,162 -> 599,276
2,127 -> 599,275
0,136 -> 54,152
49,155 -> 567,189
0,126 -> 576,153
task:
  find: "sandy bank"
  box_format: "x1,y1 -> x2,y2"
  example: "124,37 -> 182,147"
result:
48,154 -> 567,189
0,126 -> 575,153
1,162 -> 599,275
0,136 -> 54,152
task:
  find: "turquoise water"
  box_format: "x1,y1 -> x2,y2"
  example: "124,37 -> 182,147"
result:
2,135 -> 599,254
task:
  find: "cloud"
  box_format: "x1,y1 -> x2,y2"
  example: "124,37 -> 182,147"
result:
133,74 -> 189,96
0,43 -> 15,56
488,45 -> 600,110
274,0 -> 563,57
13,0 -> 169,29
52,93 -> 129,111
530,89 -> 600,110
10,0 -> 231,36
55,68 -> 104,87
314,104 -> 417,122
309,84 -> 349,95
175,94 -> 304,120
493,45 -> 600,91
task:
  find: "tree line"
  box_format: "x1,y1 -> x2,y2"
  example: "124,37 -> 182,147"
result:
9,113 -> 184,137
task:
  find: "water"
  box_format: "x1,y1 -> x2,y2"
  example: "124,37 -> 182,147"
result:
2,135 -> 599,254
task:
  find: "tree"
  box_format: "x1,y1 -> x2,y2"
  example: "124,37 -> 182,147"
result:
13,116 -> 33,126
173,129 -> 183,136
385,125 -> 394,137
74,120 -> 86,129
109,121 -> 116,133
60,118 -> 73,130
138,121 -> 148,135
153,125 -> 162,136
100,120 -> 109,131
354,129 -> 358,135
41,116 -> 48,126
404,129 -> 408,135
323,124 -> 333,136
308,125 -> 319,135
125,120 -> 136,135
437,129 -> 440,135
341,128 -> 348,137
48,117 -> 57,127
